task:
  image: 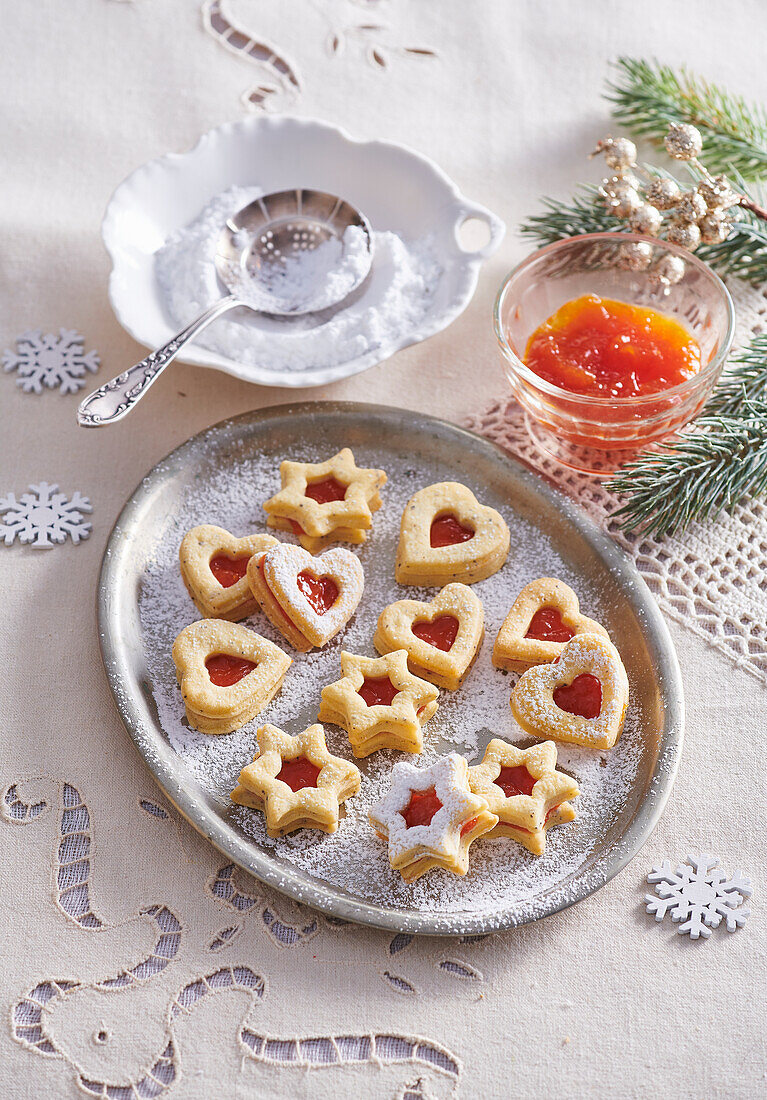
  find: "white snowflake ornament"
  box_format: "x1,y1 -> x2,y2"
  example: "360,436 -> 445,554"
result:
645,853 -> 752,939
0,483 -> 92,549
3,329 -> 100,395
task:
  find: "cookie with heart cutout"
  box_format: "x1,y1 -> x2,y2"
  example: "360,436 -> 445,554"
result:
231,723 -> 361,837
467,738 -> 579,855
368,753 -> 498,883
318,649 -> 439,758
511,633 -> 629,750
179,525 -> 279,621
247,543 -> 364,653
172,619 -> 292,735
493,577 -> 610,672
395,481 -> 510,586
373,582 -> 484,691
263,447 -> 387,553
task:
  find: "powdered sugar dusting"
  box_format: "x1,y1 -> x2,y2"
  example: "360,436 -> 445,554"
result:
513,634 -> 629,748
264,543 -> 364,644
137,439 -> 647,919
369,753 -> 481,861
154,185 -> 442,376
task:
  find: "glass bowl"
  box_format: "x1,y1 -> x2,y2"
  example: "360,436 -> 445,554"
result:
494,232 -> 735,474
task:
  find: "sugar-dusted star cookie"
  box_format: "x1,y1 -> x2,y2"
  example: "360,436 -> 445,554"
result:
373,582 -> 484,690
467,738 -> 579,855
172,620 -> 292,735
247,543 -> 364,652
231,723 -> 361,836
511,633 -> 629,750
179,524 -> 279,621
395,482 -> 510,586
493,577 -> 609,672
262,447 -> 387,553
368,753 -> 498,882
318,649 -> 439,758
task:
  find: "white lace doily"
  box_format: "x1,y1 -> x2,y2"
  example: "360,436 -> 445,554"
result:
466,277 -> 767,687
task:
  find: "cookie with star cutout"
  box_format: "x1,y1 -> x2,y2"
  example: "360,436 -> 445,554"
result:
231,723 -> 361,836
369,753 -> 497,883
467,738 -> 579,855
262,448 -> 387,553
319,649 -> 439,758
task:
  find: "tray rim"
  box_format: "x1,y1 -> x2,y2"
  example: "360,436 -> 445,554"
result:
97,400 -> 684,935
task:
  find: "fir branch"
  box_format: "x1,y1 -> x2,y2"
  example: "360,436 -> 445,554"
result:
696,203 -> 767,282
707,335 -> 767,416
606,57 -> 767,180
518,184 -> 619,245
607,403 -> 767,538
518,179 -> 767,286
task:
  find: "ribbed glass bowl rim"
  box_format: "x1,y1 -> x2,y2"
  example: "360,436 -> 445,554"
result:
493,231 -> 736,409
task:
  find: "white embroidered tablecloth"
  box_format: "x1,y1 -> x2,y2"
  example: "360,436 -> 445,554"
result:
2,3 -> 765,1097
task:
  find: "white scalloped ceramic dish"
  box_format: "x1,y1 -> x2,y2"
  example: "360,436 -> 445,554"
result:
102,116 -> 505,388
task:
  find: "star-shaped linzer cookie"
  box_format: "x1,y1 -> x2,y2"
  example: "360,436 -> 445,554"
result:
262,448 -> 387,553
467,739 -> 579,855
230,723 -> 361,837
369,753 -> 498,883
319,649 -> 439,758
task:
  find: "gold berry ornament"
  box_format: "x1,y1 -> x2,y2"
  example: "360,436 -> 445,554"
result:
663,123 -> 704,161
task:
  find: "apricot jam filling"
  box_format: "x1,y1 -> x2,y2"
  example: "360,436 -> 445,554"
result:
524,294 -> 702,399
412,615 -> 460,651
495,765 -> 537,798
429,515 -> 475,548
402,787 -> 443,829
525,607 -> 575,643
277,756 -> 321,791
205,654 -> 257,687
358,676 -> 399,708
304,476 -> 347,504
553,673 -> 602,719
209,553 -> 250,588
296,570 -> 339,615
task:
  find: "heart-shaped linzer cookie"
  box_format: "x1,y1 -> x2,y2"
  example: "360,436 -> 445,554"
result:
373,582 -> 485,690
172,619 -> 292,735
247,543 -> 364,652
179,525 -> 279,621
510,633 -> 629,750
493,577 -> 610,672
395,482 -> 510,586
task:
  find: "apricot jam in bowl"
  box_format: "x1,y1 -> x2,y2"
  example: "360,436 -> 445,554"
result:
494,233 -> 735,473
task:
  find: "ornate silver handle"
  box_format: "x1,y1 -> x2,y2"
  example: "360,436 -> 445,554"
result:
77,295 -> 242,427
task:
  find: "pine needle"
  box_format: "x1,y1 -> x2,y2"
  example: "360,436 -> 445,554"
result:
707,335 -> 767,415
607,403 -> 767,538
518,185 -> 619,246
518,180 -> 767,287
606,57 -> 767,180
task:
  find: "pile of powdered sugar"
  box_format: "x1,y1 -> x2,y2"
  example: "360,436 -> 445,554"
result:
137,443 -> 646,918
249,224 -> 371,314
154,186 -> 442,374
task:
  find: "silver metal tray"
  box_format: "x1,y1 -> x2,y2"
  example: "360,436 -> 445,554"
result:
98,402 -> 684,935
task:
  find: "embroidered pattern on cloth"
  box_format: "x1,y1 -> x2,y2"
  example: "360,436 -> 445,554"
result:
201,0 -> 437,111
466,278 -> 767,688
5,778 -> 465,1096
201,0 -> 303,110
206,863 -> 322,947
240,1029 -> 460,1081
